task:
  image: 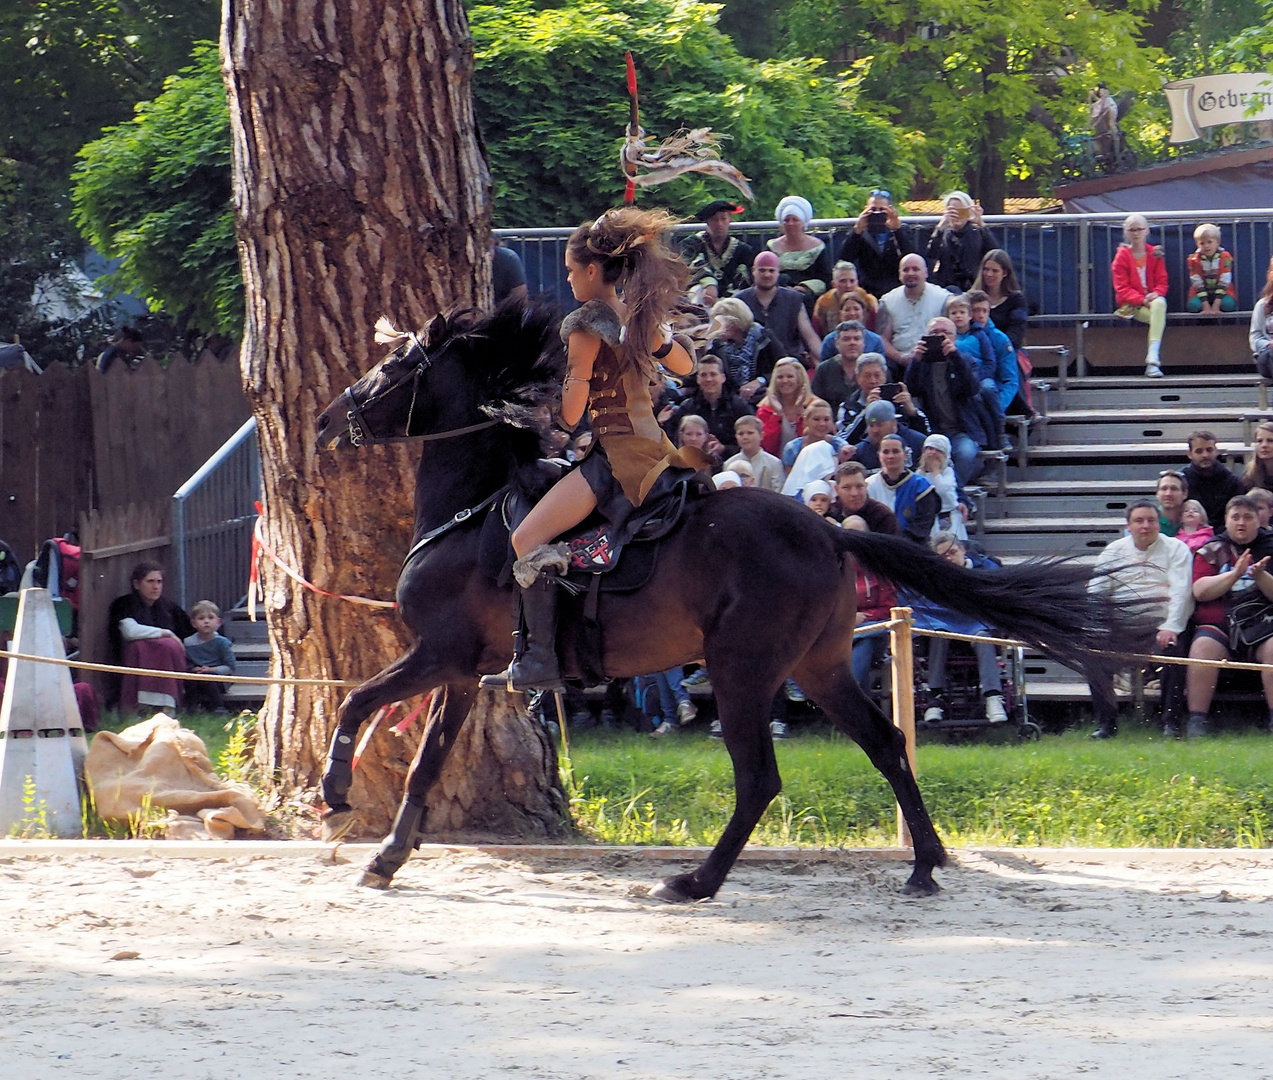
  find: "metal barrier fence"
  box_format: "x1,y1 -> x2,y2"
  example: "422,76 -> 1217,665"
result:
170,417 -> 261,612
498,208 -> 1273,367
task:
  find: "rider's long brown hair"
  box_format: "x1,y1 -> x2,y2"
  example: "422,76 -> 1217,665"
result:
566,207 -> 688,381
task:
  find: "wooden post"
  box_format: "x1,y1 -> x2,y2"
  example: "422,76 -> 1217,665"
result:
889,606 -> 917,848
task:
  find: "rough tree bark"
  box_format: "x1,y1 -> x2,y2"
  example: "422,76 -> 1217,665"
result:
221,0 -> 566,838
971,37 -> 1010,215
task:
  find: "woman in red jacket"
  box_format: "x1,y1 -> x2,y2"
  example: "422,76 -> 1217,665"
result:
755,357 -> 812,457
1111,212 -> 1169,377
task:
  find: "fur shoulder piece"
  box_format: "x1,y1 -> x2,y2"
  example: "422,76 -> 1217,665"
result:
560,300 -> 622,347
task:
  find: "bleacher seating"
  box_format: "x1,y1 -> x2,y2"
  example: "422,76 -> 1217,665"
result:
982,368 -> 1265,703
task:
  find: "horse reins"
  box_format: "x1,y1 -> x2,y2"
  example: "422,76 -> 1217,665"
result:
344,335 -> 498,448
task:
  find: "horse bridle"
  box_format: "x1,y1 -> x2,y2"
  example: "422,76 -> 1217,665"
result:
344,335 -> 498,448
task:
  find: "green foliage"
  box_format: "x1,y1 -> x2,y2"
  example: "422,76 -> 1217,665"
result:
469,0 -> 910,226
778,0 -> 1167,196
568,727 -> 1273,848
72,43 -> 240,336
0,0 -> 220,184
9,775 -> 51,839
1207,0 -> 1273,71
0,1 -> 219,359
217,713 -> 256,786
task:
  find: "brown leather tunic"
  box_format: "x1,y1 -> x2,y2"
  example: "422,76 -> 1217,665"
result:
586,338 -> 707,506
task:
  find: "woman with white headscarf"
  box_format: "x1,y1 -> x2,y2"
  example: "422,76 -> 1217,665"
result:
768,195 -> 833,305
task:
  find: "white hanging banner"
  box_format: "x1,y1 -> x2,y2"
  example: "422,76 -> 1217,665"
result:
1163,72 -> 1273,142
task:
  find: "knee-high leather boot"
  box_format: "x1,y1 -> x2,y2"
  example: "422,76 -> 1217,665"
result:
481,544 -> 568,692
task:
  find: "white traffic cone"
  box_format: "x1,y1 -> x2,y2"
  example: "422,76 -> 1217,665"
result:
0,588 -> 86,837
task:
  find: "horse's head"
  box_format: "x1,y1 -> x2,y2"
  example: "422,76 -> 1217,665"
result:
315,301 -> 565,453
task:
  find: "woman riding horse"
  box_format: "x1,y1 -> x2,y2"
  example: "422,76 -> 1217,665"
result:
484,208 -> 710,693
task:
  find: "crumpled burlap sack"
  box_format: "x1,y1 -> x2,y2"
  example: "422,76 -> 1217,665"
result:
85,713 -> 265,840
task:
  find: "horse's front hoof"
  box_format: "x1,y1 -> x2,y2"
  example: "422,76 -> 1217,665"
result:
902,871 -> 942,897
650,872 -> 710,903
356,868 -> 394,890
321,808 -> 356,843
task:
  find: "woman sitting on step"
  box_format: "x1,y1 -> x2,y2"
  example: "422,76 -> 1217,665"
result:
1111,213 -> 1169,378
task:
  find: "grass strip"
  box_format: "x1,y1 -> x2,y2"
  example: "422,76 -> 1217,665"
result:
567,727 -> 1273,849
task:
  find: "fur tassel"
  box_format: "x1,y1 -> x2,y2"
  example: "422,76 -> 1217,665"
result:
513,543 -> 571,588
560,300 -> 622,347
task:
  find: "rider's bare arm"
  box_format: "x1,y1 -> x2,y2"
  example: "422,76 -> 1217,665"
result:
560,331 -> 601,429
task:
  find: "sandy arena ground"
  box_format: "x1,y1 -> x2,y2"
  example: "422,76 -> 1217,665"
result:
3,842 -> 1272,1079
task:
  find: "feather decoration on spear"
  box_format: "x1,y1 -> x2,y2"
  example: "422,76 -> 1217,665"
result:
619,51 -> 753,203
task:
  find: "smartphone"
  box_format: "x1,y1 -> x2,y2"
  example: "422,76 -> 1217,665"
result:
922,334 -> 945,357
867,208 -> 888,222
878,383 -> 901,401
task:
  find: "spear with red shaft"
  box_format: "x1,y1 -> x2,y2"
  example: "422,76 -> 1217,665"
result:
623,51 -> 639,203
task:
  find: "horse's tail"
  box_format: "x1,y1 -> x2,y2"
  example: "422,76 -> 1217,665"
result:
832,529 -> 1156,682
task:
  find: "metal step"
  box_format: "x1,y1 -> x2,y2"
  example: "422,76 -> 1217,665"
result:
1041,385 -> 1263,411
1008,441 -> 1246,482
1036,373 -> 1263,412
1033,409 -> 1269,446
981,532 -> 1121,557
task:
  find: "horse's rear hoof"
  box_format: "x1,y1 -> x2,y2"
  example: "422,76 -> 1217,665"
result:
357,868 -> 393,890
321,808 -> 355,843
902,872 -> 941,897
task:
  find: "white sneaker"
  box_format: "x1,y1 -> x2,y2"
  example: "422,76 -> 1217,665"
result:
649,721 -> 676,738
770,720 -> 788,739
709,719 -> 723,739
985,694 -> 1009,723
923,703 -> 944,723
1145,363 -> 1163,378
677,699 -> 698,726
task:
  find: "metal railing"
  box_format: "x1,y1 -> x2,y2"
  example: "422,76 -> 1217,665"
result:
497,208 -> 1273,369
171,417 -> 261,612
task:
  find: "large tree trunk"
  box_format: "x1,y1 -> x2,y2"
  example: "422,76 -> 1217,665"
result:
972,38 -> 1010,215
222,0 -> 555,838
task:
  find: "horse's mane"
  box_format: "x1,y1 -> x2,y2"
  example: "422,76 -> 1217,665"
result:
427,298 -> 566,491
431,298 -> 564,425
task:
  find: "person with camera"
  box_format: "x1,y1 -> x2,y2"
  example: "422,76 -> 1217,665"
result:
837,190 -> 915,300
851,399 -> 928,472
925,192 -> 997,293
839,353 -> 930,445
903,316 -> 989,485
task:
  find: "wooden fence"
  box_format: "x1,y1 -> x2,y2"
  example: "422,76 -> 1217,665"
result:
75,501 -> 171,701
0,355 -> 249,563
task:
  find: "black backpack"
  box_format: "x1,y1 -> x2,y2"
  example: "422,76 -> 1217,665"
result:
0,540 -> 23,594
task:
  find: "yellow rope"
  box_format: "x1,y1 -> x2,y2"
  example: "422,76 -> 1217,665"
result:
4,649 -> 360,689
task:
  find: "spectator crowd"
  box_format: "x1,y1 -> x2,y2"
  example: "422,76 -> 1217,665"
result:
544,194 -> 1273,741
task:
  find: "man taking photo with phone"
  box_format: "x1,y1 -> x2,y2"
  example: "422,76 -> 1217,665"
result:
903,317 -> 990,484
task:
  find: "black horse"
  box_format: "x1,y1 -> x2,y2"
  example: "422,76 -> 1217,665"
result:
315,300 -> 1133,900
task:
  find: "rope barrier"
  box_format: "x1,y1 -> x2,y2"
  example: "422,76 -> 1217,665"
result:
908,625 -> 1273,676
251,511 -> 397,612
855,615 -> 1273,676
3,649 -> 361,689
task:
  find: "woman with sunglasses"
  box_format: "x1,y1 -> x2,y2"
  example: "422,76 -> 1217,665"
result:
1111,212 -> 1169,377
836,189 -> 915,300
